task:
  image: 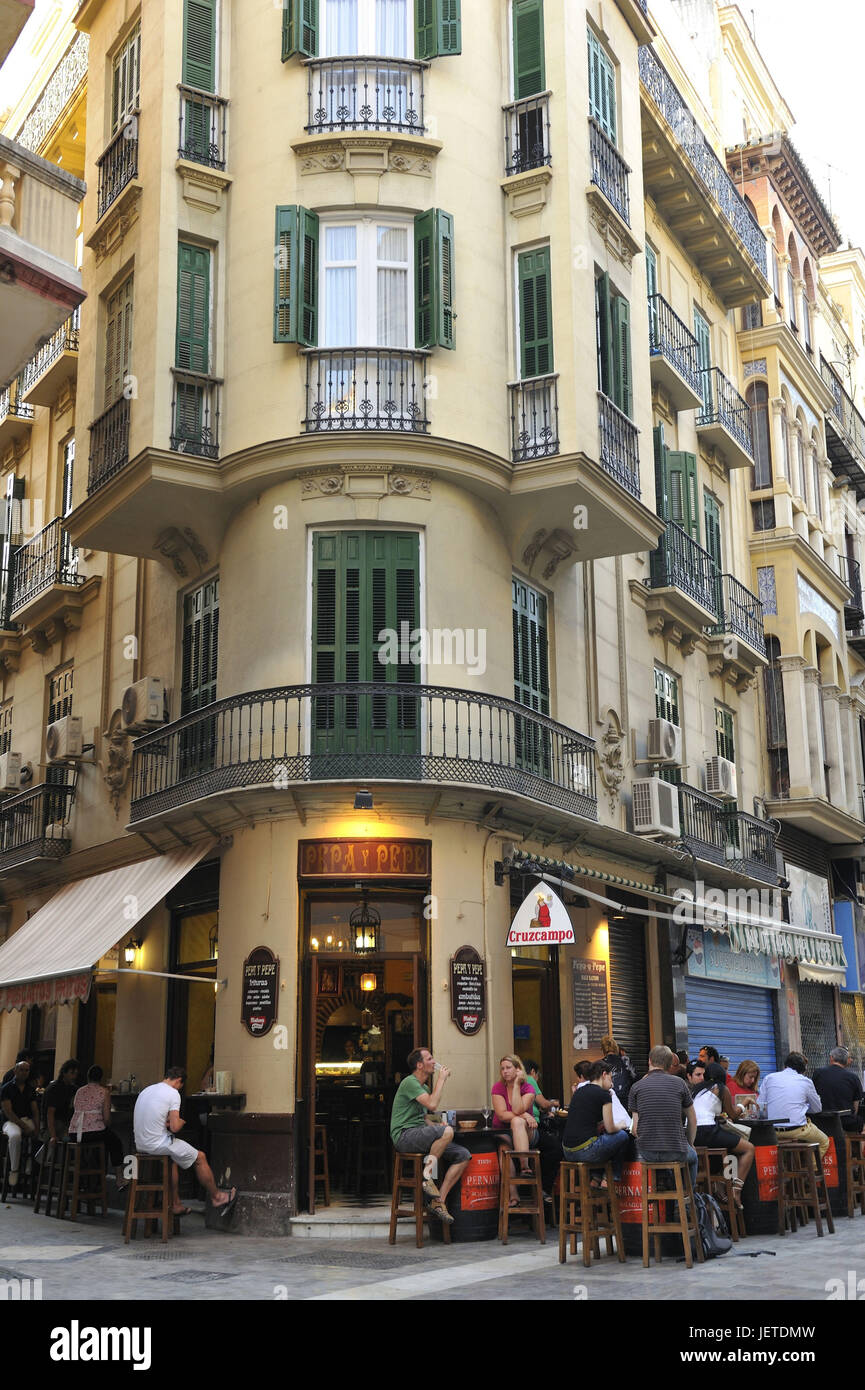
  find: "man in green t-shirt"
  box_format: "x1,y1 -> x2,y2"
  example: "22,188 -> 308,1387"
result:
390,1047 -> 471,1223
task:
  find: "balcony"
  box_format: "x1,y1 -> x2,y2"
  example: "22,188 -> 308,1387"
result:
679,783 -> 778,883
0,380 -> 34,450
127,683 -> 599,831
503,93 -> 551,176
303,349 -> 429,433
840,555 -> 864,628
597,393 -> 640,498
636,521 -> 717,652
87,397 -> 130,494
10,516 -> 98,652
706,572 -> 767,689
588,117 -> 631,227
20,308 -> 79,406
696,367 -> 754,469
96,115 -> 139,222
647,294 -> 703,411
510,375 -> 559,461
170,371 -> 221,459
638,46 -> 769,308
725,810 -> 779,885
178,86 -> 228,169
305,57 -> 425,135
0,772 -> 76,874
821,355 -> 865,493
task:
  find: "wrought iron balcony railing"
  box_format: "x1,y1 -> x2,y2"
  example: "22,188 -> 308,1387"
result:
88,397 -> 131,494
305,57 -> 425,134
16,33 -> 89,155
697,366 -> 754,460
509,375 -> 559,461
840,555 -> 864,626
170,370 -> 221,459
303,348 -> 429,433
638,46 -> 767,278
10,517 -> 82,614
597,392 -> 640,497
588,117 -> 630,225
679,785 -> 778,882
0,381 -> 34,428
710,572 -> 766,656
96,114 -> 139,220
128,682 -> 598,824
821,355 -> 865,466
725,809 -> 779,884
0,772 -> 76,871
679,782 -> 727,864
503,92 -> 551,175
178,85 -> 228,169
650,522 -> 718,617
647,294 -> 701,395
20,308 -> 80,395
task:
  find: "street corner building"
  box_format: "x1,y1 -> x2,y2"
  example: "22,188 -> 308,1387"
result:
0,0 -> 863,1237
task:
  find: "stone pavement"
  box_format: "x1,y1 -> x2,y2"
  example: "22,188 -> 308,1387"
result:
1,1195 -> 864,1301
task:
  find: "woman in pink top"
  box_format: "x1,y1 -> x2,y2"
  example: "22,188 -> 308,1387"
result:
491,1054 -> 539,1189
69,1064 -> 126,1185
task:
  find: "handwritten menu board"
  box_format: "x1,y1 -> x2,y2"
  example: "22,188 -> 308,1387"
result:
571,959 -> 610,1046
450,945 -> 486,1035
241,946 -> 279,1037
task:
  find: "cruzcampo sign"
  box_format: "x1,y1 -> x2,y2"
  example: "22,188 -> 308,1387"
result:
507,883 -> 575,947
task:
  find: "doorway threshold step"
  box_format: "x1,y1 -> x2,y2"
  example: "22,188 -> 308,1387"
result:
291,1207 -> 392,1240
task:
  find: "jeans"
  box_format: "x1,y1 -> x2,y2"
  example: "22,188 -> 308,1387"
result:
638,1144 -> 698,1192
563,1129 -> 630,1181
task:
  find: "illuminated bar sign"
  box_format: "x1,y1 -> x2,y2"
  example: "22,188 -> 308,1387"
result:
298,839 -> 431,879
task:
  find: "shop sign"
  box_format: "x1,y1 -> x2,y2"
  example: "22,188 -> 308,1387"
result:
298,839 -> 431,879
787,864 -> 832,936
571,959 -> 610,1045
241,946 -> 279,1037
507,883 -> 575,946
450,945 -> 486,1035
0,972 -> 91,1013
685,928 -> 781,989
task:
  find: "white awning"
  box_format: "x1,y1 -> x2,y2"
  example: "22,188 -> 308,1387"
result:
0,841 -> 216,1011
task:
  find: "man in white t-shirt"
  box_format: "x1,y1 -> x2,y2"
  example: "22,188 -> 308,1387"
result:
133,1067 -> 236,1218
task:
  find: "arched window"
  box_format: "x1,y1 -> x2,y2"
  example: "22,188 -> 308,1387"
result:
811,444 -> 823,522
787,235 -> 799,331
747,381 -> 771,488
771,208 -> 784,306
802,260 -> 815,353
764,635 -> 789,798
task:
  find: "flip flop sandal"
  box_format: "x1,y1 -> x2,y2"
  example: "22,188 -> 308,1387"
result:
217,1187 -> 238,1218
173,1206 -> 192,1216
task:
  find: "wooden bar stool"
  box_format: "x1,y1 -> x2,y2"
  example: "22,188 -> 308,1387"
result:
123,1154 -> 180,1243
313,1124 -> 331,1207
58,1140 -> 107,1221
558,1160 -> 626,1267
388,1152 -> 451,1249
33,1140 -> 67,1217
777,1142 -> 834,1237
640,1160 -> 704,1268
498,1148 -> 545,1245
695,1147 -> 742,1242
845,1134 -> 865,1218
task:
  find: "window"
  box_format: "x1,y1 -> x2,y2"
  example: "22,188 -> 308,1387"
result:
322,222 -> 410,348
747,381 -> 771,489
752,499 -> 775,532
0,702 -> 12,756
595,271 -> 632,416
587,28 -> 616,143
48,666 -> 74,725
513,576 -> 549,776
282,0 -> 461,60
693,308 -> 712,414
771,247 -> 781,307
645,243 -> 658,301
104,275 -> 134,410
513,0 -> 544,99
0,473 -> 24,629
796,429 -> 805,500
111,23 -> 141,135
60,439 -> 77,578
741,302 -> 762,331
781,415 -> 791,485
519,247 -> 553,380
802,293 -> 812,352
703,491 -> 722,572
787,266 -> 797,330
715,704 -> 735,763
174,244 -> 213,453
654,426 -> 699,540
811,448 -> 823,522
654,666 -> 681,784
180,576 -> 219,778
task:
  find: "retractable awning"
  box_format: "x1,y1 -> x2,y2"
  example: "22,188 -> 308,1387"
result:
0,840 -> 215,1011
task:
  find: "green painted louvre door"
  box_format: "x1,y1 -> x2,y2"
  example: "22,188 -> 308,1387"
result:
183,0 -> 216,89
180,577 -> 219,779
415,209 -> 455,350
415,0 -> 461,59
665,450 -> 699,541
518,247 -> 552,379
274,206 -> 318,344
611,295 -> 632,417
512,576 -> 550,778
312,533 -> 420,762
177,243 -> 210,372
282,0 -> 318,60
513,0 -> 544,99
587,28 -> 616,142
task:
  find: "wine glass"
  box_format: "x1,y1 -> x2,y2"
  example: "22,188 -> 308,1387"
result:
482,1106 -> 492,1130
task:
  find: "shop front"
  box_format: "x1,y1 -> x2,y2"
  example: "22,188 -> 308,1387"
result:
684,927 -> 781,1078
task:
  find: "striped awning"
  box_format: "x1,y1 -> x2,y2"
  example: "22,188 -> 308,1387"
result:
0,841 -> 215,1011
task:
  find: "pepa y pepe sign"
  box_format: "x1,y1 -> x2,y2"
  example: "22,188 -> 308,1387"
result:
241,946 -> 279,1037
450,945 -> 486,1036
298,838 -> 431,879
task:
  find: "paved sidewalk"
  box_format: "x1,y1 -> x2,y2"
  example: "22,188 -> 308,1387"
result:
1,1197 -> 863,1301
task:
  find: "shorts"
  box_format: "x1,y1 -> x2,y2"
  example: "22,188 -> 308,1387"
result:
393,1125 -> 471,1165
695,1124 -> 741,1153
139,1138 -> 200,1171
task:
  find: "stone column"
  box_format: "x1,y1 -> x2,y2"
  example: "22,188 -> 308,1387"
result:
778,655 -> 810,797
803,666 -> 826,796
839,694 -> 860,818
821,684 -> 847,808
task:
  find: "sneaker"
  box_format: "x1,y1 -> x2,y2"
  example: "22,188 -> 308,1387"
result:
8,1171 -> 18,1188
431,1199 -> 454,1224
543,1191 -> 554,1206
422,1177 -> 441,1201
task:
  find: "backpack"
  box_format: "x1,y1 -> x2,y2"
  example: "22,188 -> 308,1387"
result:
693,1191 -> 732,1260
609,1056 -> 636,1106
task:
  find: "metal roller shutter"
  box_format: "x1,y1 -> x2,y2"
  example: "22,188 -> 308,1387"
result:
608,919 -> 650,1077
797,981 -> 837,1068
685,978 -> 778,1080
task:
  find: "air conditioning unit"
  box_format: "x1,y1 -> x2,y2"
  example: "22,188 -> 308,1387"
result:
647,718 -> 682,765
121,678 -> 166,733
705,756 -> 737,800
0,751 -> 21,794
45,715 -> 84,763
632,777 -> 681,837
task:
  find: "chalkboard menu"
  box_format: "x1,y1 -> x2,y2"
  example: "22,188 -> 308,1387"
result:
241,946 -> 279,1037
571,959 -> 610,1046
450,945 -> 486,1035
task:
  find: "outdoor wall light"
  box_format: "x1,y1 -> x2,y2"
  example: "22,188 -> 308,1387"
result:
124,938 -> 141,964
209,921 -> 219,960
360,973 -> 378,992
354,789 -> 374,810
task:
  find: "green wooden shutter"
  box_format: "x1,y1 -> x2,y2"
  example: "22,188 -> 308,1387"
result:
587,28 -> 616,143
611,295 -> 632,418
181,577 -> 219,715
645,244 -> 658,300
415,0 -> 461,58
518,246 -> 552,379
282,0 -> 318,61
183,0 -> 216,91
415,209 -> 455,350
595,271 -> 614,399
274,206 -> 318,344
176,242 -> 210,372
653,423 -> 667,517
715,704 -> 735,762
666,450 -> 700,541
437,0 -> 461,54
513,0 -> 544,100
415,0 -> 436,57
512,578 -> 549,715
104,275 -> 134,408
703,492 -> 722,569
694,308 -> 712,412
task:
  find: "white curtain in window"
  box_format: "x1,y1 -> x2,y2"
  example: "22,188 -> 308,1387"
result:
326,0 -> 358,54
376,226 -> 408,347
325,227 -> 357,346
376,0 -> 409,56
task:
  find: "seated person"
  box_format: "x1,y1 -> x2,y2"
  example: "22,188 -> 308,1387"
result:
389,1047 -> 470,1223
757,1053 -> 830,1156
69,1065 -> 128,1187
45,1058 -> 80,1143
522,1059 -> 563,1205
133,1067 -> 236,1217
491,1055 -> 540,1183
727,1060 -> 761,1134
689,1061 -> 754,1207
571,1059 -> 594,1094
0,1061 -> 40,1192
813,1047 -> 864,1133
561,1061 -> 630,1186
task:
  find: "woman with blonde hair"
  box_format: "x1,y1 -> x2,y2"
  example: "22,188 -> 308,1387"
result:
600,1034 -> 637,1107
491,1054 -> 538,1192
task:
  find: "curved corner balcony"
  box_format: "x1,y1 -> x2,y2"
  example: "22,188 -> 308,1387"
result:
128,683 -> 598,829
305,57 -> 426,134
